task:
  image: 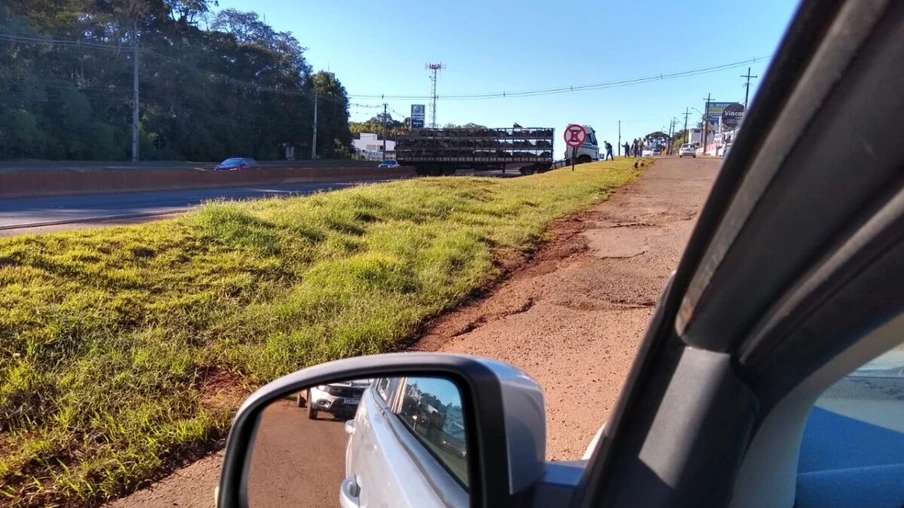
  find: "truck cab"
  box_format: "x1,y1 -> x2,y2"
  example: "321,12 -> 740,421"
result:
564,125 -> 600,164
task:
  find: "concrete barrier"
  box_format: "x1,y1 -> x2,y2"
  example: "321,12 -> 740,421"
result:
0,165 -> 415,199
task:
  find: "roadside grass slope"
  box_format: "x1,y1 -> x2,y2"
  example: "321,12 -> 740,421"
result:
0,160 -> 641,506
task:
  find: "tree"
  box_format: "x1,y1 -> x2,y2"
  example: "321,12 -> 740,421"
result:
644,131 -> 670,150
0,3 -> 349,161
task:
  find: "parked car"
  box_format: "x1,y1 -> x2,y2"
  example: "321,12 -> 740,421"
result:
378,160 -> 400,168
679,143 -> 697,158
722,143 -> 733,158
214,157 -> 259,171
641,148 -> 653,157
217,3 -> 904,507
296,380 -> 370,420
651,147 -> 662,156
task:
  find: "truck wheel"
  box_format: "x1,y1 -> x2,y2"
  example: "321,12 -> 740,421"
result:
577,155 -> 592,164
296,392 -> 306,408
306,390 -> 317,419
443,167 -> 456,176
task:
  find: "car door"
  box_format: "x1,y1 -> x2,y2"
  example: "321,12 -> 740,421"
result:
574,1 -> 904,506
345,377 -> 467,508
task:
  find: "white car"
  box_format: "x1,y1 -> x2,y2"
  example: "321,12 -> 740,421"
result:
641,148 -> 653,157
722,143 -> 733,158
297,380 -> 371,420
679,143 -> 697,158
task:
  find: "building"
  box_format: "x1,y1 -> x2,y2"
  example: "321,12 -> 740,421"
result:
352,133 -> 396,160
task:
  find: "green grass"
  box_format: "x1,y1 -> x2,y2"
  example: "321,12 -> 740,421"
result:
0,159 -> 642,506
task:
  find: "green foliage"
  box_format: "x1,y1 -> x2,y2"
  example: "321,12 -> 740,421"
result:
0,160 -> 641,506
0,2 -> 352,161
644,130 -> 670,149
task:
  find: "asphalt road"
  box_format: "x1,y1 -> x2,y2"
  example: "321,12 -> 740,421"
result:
246,399 -> 348,508
0,180 -> 369,235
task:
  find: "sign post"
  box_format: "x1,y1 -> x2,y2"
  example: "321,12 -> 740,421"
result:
564,124 -> 586,172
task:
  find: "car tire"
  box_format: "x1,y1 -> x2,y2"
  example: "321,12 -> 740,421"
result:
296,392 -> 306,408
308,404 -> 318,420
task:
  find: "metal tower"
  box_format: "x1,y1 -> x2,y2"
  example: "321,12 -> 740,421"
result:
426,62 -> 445,128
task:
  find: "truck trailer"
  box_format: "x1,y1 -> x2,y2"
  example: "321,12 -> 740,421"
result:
396,126 -> 555,176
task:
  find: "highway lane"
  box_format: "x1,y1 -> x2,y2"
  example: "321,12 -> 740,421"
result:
0,169 -> 520,236
0,180 -> 371,233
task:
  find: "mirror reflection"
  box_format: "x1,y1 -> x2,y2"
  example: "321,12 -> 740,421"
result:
246,376 -> 469,508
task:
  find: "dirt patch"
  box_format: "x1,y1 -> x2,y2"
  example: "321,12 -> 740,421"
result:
197,368 -> 250,415
412,157 -> 719,460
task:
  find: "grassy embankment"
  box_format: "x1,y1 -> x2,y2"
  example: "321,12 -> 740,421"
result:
0,159 -> 643,506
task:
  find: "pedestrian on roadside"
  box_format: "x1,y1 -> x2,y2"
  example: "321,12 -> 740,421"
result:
624,142 -> 631,158
633,139 -> 640,158
604,141 -> 614,161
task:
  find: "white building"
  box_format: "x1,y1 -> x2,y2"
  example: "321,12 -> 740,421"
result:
352,133 -> 396,160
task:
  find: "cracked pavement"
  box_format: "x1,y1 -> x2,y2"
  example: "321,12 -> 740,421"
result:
414,156 -> 719,460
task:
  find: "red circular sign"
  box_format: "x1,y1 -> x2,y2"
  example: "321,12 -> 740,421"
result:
564,124 -> 586,147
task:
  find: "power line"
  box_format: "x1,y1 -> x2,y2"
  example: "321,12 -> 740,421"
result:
349,56 -> 770,101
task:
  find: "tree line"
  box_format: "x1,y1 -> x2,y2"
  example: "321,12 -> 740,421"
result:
0,0 -> 353,161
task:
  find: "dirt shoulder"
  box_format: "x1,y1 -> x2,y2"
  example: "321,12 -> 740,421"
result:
414,156 -> 718,459
104,156 -> 718,507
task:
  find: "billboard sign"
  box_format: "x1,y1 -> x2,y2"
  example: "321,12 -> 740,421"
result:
705,101 -> 733,126
410,104 -> 426,129
720,103 -> 746,129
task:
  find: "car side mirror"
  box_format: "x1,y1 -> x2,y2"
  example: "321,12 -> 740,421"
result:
216,353 -> 547,508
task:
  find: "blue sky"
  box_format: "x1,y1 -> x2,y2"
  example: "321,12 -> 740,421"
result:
218,0 -> 800,156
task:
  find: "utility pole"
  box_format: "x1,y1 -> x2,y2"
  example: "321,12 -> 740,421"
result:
667,118 -> 675,155
311,90 -> 318,160
702,93 -> 712,154
683,107 -> 691,143
741,67 -> 758,109
426,62 -> 445,128
381,103 -> 387,161
617,120 -> 621,157
131,20 -> 139,162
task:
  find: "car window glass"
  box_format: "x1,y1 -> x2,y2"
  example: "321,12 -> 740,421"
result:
799,342 -> 904,501
394,377 -> 469,488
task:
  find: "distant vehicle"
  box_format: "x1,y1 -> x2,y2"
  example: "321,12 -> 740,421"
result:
214,157 -> 259,171
297,380 -> 370,420
396,126 -> 557,176
378,160 -> 400,168
652,148 -> 662,156
679,143 -> 697,158
722,143 -> 733,159
642,148 -> 653,157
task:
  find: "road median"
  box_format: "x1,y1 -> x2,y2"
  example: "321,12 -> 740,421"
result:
0,160 -> 642,507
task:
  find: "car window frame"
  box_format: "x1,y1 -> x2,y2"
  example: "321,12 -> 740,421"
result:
391,377 -> 470,489
367,376 -> 470,499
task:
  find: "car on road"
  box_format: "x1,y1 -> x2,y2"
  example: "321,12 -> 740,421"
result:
213,157 -> 259,171
218,3 -> 904,508
641,148 -> 653,157
678,143 -> 697,158
296,380 -> 371,420
652,148 -> 662,156
378,160 -> 400,168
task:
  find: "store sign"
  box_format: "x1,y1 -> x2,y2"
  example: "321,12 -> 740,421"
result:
721,103 -> 746,128
410,104 -> 426,129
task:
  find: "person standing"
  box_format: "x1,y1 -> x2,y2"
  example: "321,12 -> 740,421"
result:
604,141 -> 614,161
624,142 -> 631,158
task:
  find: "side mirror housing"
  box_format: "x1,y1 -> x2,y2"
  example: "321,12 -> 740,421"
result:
216,353 -> 547,508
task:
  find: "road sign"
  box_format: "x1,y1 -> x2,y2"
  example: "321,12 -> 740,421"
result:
410,104 -> 426,129
564,124 -> 586,148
